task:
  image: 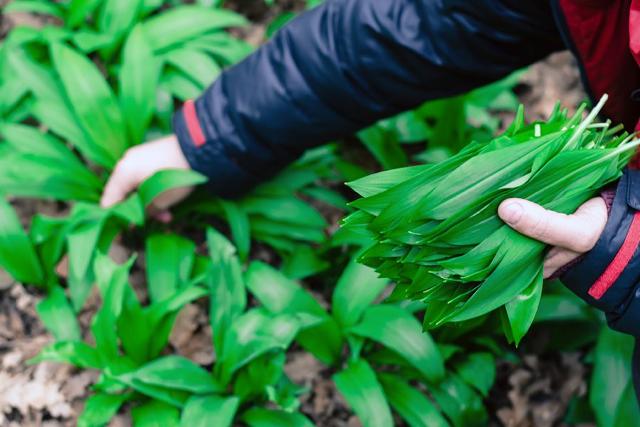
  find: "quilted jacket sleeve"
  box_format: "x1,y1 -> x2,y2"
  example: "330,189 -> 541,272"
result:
172,0 -> 563,197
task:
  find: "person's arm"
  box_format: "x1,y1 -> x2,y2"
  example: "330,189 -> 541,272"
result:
557,169 -> 640,337
101,0 -> 562,206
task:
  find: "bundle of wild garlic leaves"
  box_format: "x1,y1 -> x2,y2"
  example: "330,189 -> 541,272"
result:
345,97 -> 640,343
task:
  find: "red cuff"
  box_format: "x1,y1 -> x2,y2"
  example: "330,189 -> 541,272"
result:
588,211 -> 640,300
183,100 -> 206,148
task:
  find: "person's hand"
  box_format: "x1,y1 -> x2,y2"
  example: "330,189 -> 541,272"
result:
101,135 -> 193,218
498,197 -> 608,278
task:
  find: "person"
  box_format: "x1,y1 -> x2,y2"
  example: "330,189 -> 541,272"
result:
101,0 -> 640,394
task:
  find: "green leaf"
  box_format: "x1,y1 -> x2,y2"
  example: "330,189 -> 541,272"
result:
120,356 -> 218,394
0,124 -> 99,188
161,68 -> 202,101
164,48 -> 221,89
110,193 -> 145,225
115,379 -> 190,408
219,200 -> 251,261
0,197 -> 44,285
448,236 -> 545,323
454,353 -> 495,397
72,30 -> 115,52
215,309 -> 299,387
3,26 -> 39,46
0,123 -> 101,203
267,376 -> 307,413
142,0 -> 164,14
117,285 -> 206,365
301,186 -> 349,211
50,42 -> 127,168
146,284 -> 209,326
504,272 -> 543,345
180,395 -> 239,427
145,234 -> 195,303
378,373 -> 448,427
349,305 -> 445,383
91,254 -> 135,363
30,98 -> 97,163
245,262 -> 327,325
0,155 -> 99,202
358,125 -> 407,169
115,291 -> 149,365
332,259 -> 387,328
98,0 -> 143,50
182,32 -> 253,66
613,382 -> 640,427
67,0 -> 103,28
0,76 -> 27,118
78,392 -> 131,427
29,215 -> 69,286
281,244 -> 330,280
590,328 -> 639,427
5,0 -> 64,17
138,169 -> 208,207
419,96 -> 467,151
5,49 -> 102,162
240,195 -> 327,228
119,24 -> 159,145
333,359 -> 393,427
296,319 -> 344,365
250,217 -> 326,246
245,262 -> 341,364
233,352 -> 285,401
534,291 -> 595,323
132,400 -> 180,427
36,286 -> 82,341
242,408 -> 314,427
206,228 -> 246,357
5,48 -> 64,106
155,87 -> 175,128
143,6 -> 248,52
430,374 -> 487,427
379,110 -> 430,144
67,209 -> 110,310
30,341 -> 101,369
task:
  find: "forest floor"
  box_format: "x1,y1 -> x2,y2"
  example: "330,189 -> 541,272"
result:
0,2 -> 595,426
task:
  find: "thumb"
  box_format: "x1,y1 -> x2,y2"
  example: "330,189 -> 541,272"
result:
498,197 -> 607,252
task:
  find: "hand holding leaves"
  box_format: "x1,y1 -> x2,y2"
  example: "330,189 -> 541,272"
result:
347,97 -> 638,344
499,196 -> 607,278
101,134 -> 195,213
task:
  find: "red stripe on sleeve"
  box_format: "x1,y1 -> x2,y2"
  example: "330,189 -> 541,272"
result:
588,212 -> 640,300
183,100 -> 206,148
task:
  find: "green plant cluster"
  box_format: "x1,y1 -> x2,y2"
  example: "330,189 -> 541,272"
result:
32,228 -> 498,427
0,1 -> 638,426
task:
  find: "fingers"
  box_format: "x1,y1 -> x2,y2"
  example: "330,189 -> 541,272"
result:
100,154 -> 141,208
151,186 -> 193,210
498,197 -> 607,253
154,210 -> 173,224
542,246 -> 582,278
